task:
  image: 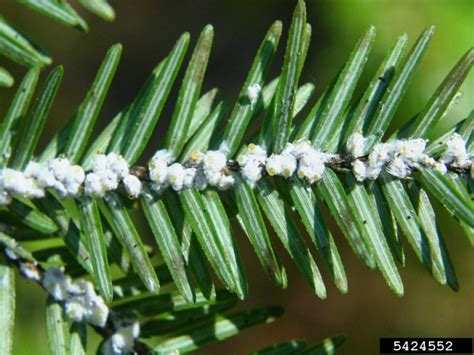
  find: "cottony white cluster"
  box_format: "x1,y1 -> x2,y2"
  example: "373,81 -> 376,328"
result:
238,143 -> 267,185
85,153 -> 142,198
346,132 -> 367,158
246,83 -> 262,105
42,267 -> 109,327
0,153 -> 143,206
347,132 -> 471,182
148,150 -> 197,191
102,322 -> 140,355
0,133 -> 470,204
201,150 -> 235,189
238,141 -> 337,185
148,149 -> 235,191
4,247 -> 42,281
0,157 -> 85,204
286,141 -> 337,183
148,140 -> 338,191
439,133 -> 472,169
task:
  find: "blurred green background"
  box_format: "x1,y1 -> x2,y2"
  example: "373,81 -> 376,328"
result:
1,0 -> 473,354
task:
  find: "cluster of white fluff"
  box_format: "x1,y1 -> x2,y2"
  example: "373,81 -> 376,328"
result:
346,132 -> 471,182
102,322 -> 140,355
42,267 -> 109,327
238,141 -> 337,185
346,132 -> 367,158
0,133 -> 470,204
19,262 -> 41,281
4,245 -> 141,352
237,144 -> 267,185
148,150 -> 197,191
289,141 -> 337,183
149,141 -> 338,191
201,150 -> 235,189
148,149 -> 235,191
246,83 -> 262,105
4,247 -> 41,281
85,153 -> 142,198
5,245 -> 140,348
0,153 -> 142,206
0,157 -> 85,204
439,133 -> 472,169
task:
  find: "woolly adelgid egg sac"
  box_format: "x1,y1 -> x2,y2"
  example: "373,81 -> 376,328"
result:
0,133 -> 471,205
246,83 -> 262,104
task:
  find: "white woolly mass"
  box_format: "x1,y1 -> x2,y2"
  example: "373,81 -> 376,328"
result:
102,322 -> 140,355
0,168 -> 44,199
286,140 -> 336,183
148,149 -> 173,185
35,166 -> 57,188
100,170 -> 119,190
212,174 -> 233,190
167,163 -> 186,191
67,279 -> 109,327
88,154 -> 126,191
182,167 -> 197,189
238,140 -> 338,184
48,157 -> 71,181
0,134 -> 470,205
24,161 -> 41,177
387,156 -> 411,179
265,149 -> 297,178
203,150 -> 227,177
349,135 -> 471,182
123,174 -> 142,198
297,149 -> 333,183
352,159 -> 367,182
42,268 -> 109,327
106,153 -> 130,179
0,157 -> 86,203
265,154 -> 283,176
202,150 -> 235,190
64,301 -> 86,322
440,133 -> 471,169
246,83 -> 261,105
238,144 -> 267,185
84,172 -> 105,197
19,263 -> 41,281
83,153 -> 132,197
147,149 -> 236,192
352,139 -> 426,181
346,132 -> 367,158
92,154 -> 108,174
42,267 -> 74,301
43,158 -> 86,198
280,154 -> 298,177
285,140 -> 312,158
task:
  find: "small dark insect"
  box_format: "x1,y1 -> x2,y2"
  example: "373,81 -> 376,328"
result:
130,166 -> 150,181
226,160 -> 241,172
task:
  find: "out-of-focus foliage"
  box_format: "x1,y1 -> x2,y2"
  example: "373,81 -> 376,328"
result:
309,0 -> 473,134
